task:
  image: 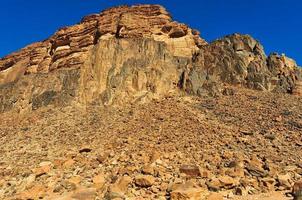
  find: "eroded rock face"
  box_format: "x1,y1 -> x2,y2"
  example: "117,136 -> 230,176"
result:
182,34 -> 301,96
79,38 -> 190,106
267,53 -> 302,93
0,69 -> 80,113
0,4 -> 204,79
0,5 -> 301,113
0,4 -> 205,112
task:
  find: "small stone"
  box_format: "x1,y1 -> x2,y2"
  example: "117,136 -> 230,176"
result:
261,178 -> 275,191
71,188 -> 96,200
206,193 -> 223,200
32,163 -> 52,177
92,174 -> 106,189
79,147 -> 92,153
218,176 -> 238,189
265,134 -> 276,140
293,180 -> 302,200
68,176 -> 82,185
24,174 -> 36,187
119,165 -> 139,175
206,178 -> 221,191
179,165 -> 201,178
150,151 -> 161,162
170,183 -> 203,200
135,175 -> 155,187
240,130 -> 253,136
63,159 -> 76,169
142,165 -> 155,175
274,115 -> 282,122
17,184 -> 47,200
277,173 -> 292,189
96,153 -> 109,163
107,175 -> 132,199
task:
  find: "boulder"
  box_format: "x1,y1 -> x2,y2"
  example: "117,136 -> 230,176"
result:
179,165 -> 201,178
135,175 -> 155,187
293,180 -> 302,200
170,183 -> 203,200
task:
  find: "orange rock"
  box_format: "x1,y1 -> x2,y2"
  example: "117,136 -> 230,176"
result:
92,174 -> 106,189
293,81 -> 302,96
135,175 -> 155,187
106,176 -> 132,199
53,159 -> 65,169
63,159 -> 76,169
69,176 -> 82,185
293,180 -> 302,200
206,193 -> 224,200
71,188 -> 97,200
17,184 -> 47,199
32,163 -> 52,177
170,183 -> 203,200
179,165 -> 201,178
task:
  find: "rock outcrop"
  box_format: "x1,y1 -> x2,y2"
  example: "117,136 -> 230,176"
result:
0,4 -> 301,113
183,34 -> 301,96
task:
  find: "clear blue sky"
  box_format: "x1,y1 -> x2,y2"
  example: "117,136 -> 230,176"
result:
0,0 -> 301,65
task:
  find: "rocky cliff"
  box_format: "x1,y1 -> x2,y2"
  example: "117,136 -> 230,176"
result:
1,4 -> 302,200
0,4 -> 301,113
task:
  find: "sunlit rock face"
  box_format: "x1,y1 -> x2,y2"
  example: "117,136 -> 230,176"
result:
0,4 -> 301,113
182,34 -> 301,96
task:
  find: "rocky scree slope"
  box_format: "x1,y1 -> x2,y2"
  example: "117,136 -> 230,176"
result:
0,4 -> 301,113
0,88 -> 302,199
0,4 -> 302,200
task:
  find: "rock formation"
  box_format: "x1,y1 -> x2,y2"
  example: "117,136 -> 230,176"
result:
0,4 -> 301,113
0,4 -> 302,200
183,34 -> 301,96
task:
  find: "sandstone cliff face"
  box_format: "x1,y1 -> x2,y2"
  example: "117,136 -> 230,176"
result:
0,4 -> 301,113
79,38 -> 190,106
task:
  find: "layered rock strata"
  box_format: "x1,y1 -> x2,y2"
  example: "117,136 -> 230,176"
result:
0,4 -> 301,113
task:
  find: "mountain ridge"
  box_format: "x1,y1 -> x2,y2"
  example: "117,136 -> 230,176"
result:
0,4 -> 301,113
0,4 -> 302,200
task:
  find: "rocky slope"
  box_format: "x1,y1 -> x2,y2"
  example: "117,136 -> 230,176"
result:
0,87 -> 301,200
0,4 -> 301,200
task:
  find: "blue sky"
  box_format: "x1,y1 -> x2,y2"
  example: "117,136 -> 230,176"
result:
0,0 -> 301,65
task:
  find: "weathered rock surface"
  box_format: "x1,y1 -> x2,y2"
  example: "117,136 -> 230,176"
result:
293,180 -> 302,200
0,6 -> 301,198
183,34 -> 302,96
0,4 -> 301,113
0,87 -> 301,199
0,4 -> 206,113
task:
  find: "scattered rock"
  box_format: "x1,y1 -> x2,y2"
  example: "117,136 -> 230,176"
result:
71,188 -> 97,200
277,174 -> 292,189
293,180 -> 302,200
179,165 -> 201,178
0,3 -> 301,200
170,183 -> 203,200
135,175 -> 155,187
92,174 -> 106,189
106,176 -> 132,199
32,162 -> 52,177
206,193 -> 224,200
79,147 -> 92,153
